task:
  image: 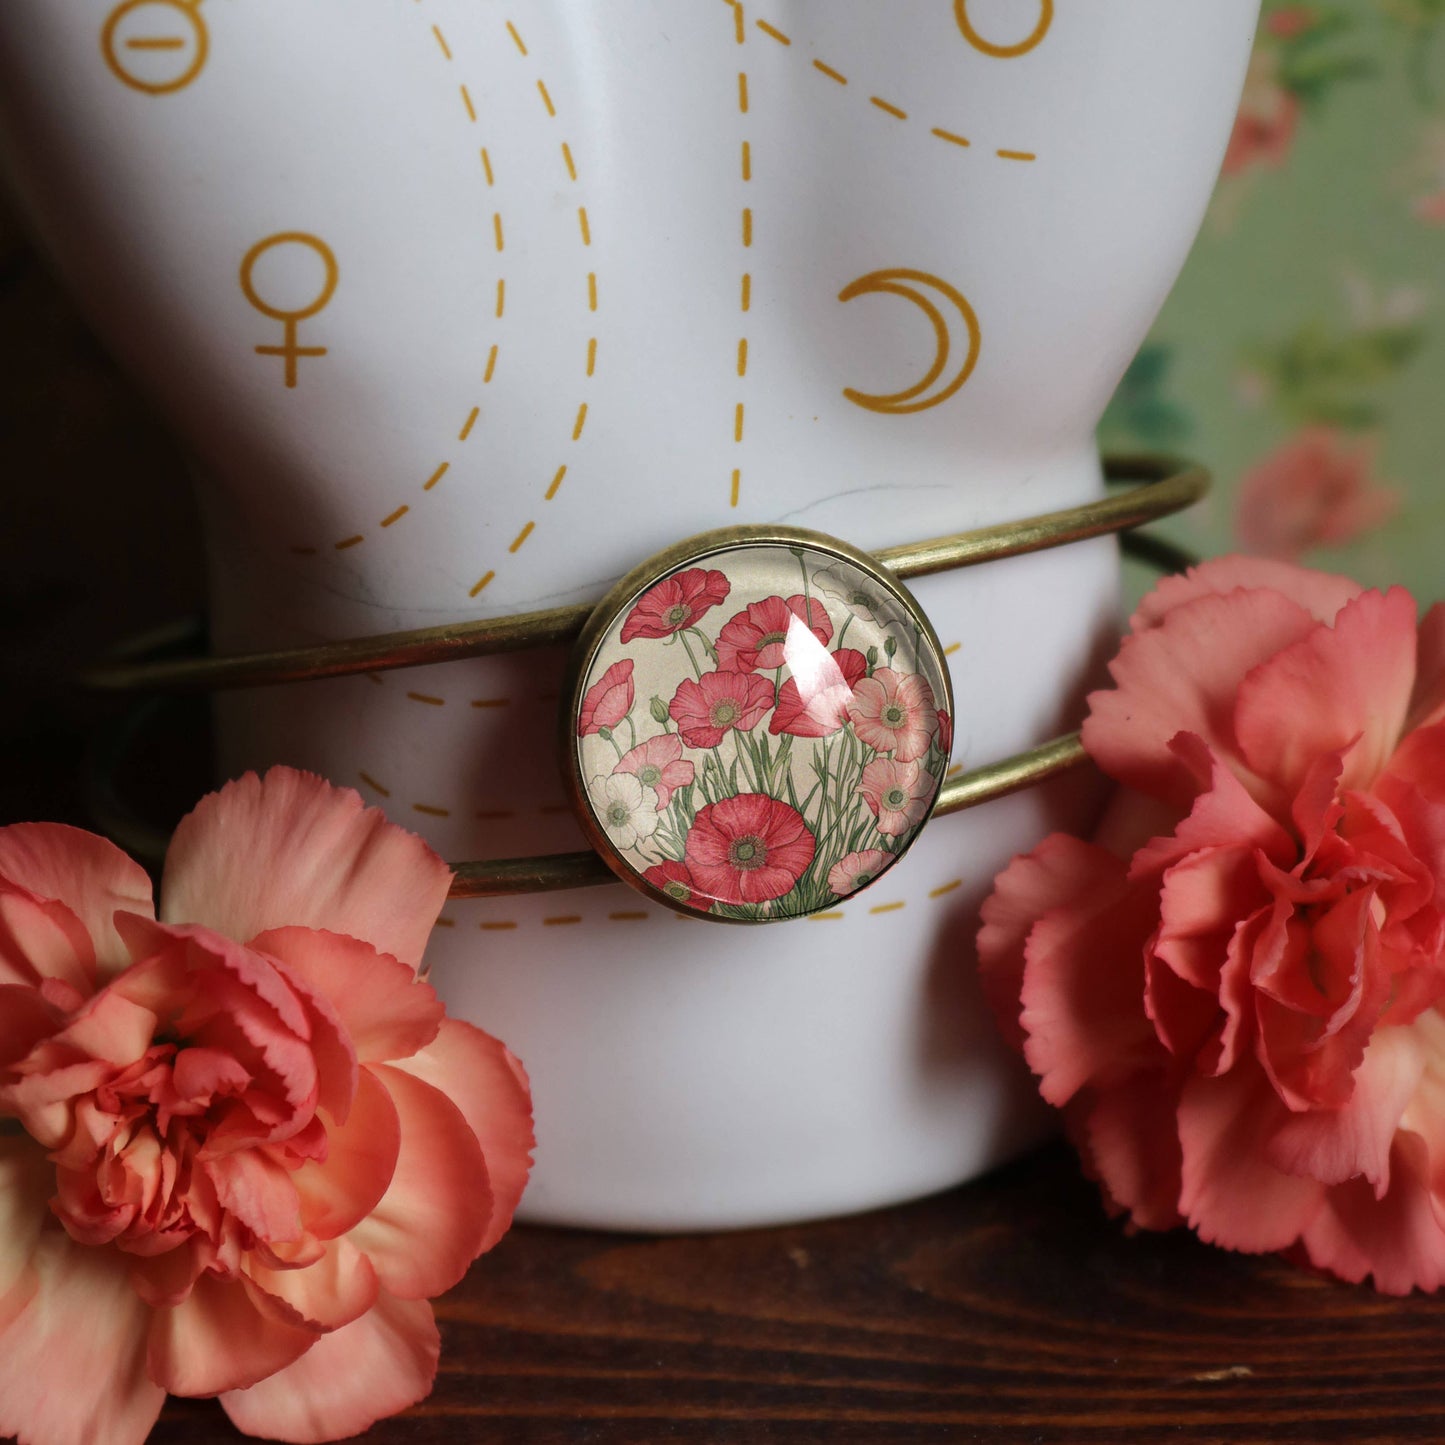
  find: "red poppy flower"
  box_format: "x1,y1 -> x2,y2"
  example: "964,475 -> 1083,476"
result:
621,568 -> 731,642
613,733 -> 695,808
643,860 -> 703,909
577,659 -> 634,736
685,794 -> 816,905
849,667 -> 939,762
770,648 -> 868,738
668,671 -> 775,748
936,709 -> 954,758
715,595 -> 832,673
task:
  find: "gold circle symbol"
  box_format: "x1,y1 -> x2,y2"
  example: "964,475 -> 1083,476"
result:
838,269 -> 982,415
239,233 -> 339,322
954,0 -> 1053,58
101,0 -> 208,95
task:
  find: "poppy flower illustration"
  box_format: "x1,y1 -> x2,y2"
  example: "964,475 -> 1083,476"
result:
591,773 -> 660,850
811,565 -> 898,626
620,567 -> 731,642
715,595 -> 833,673
577,659 -> 634,736
684,794 -> 817,906
827,848 -> 891,898
770,648 -> 868,738
849,668 -> 939,762
861,758 -> 936,837
643,860 -> 702,909
669,671 -> 775,748
613,733 -> 695,809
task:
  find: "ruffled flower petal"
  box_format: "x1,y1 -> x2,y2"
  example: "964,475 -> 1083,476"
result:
160,768 -> 451,972
1132,555 -> 1361,633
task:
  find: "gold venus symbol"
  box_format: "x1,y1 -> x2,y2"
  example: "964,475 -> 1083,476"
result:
101,0 -> 208,95
239,233 -> 339,389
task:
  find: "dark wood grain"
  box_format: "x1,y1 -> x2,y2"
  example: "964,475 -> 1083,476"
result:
5,203 -> 1445,1445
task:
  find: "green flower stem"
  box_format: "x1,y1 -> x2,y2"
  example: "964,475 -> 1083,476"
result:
837,614 -> 852,651
679,630 -> 706,681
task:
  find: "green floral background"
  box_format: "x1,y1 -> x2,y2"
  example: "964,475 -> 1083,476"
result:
1105,0 -> 1445,598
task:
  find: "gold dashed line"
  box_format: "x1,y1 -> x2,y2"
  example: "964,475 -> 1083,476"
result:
480,147 -> 495,185
506,19 -> 528,55
413,803 -> 451,818
810,911 -> 845,921
869,900 -> 906,914
546,465 -> 568,500
610,911 -> 651,921
481,920 -> 518,931
734,403 -> 745,442
544,915 -> 582,927
434,916 -> 456,928
738,72 -> 749,112
930,879 -> 964,898
586,337 -> 597,376
742,207 -> 753,246
432,24 -> 452,59
509,520 -> 536,552
358,771 -> 391,797
932,126 -> 971,148
728,0 -> 744,45
407,691 -> 445,706
870,95 -> 907,120
572,402 -> 588,440
380,504 -> 410,528
460,84 -> 477,122
561,141 -> 577,180
741,139 -> 752,181
944,641 -> 961,656
459,406 -> 480,441
813,59 -> 848,84
741,274 -> 751,311
484,345 -> 499,382
947,763 -> 963,777
495,279 -> 506,318
537,79 -> 556,116
998,149 -> 1036,162
470,569 -> 496,598
587,272 -> 598,311
335,534 -> 364,550
730,468 -> 741,508
471,697 -> 511,709
423,461 -> 449,491
737,338 -> 748,376
493,213 -> 505,251
578,206 -> 591,245
756,18 -> 790,44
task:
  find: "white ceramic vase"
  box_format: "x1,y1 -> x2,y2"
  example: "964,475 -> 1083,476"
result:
0,0 -> 1260,1230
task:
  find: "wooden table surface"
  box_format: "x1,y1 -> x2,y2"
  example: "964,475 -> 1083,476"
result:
5,208 -> 1445,1445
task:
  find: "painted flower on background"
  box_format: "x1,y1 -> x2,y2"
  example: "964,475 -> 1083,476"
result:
860,758 -> 936,837
937,709 -> 954,759
827,849 -> 891,899
643,860 -> 701,909
577,658 -> 635,736
770,648 -> 867,739
668,670 -> 775,749
848,667 -> 940,763
1235,427 -> 1398,561
715,595 -> 832,674
0,767 -> 533,1445
613,733 -> 695,809
592,772 -> 660,850
978,555 -> 1445,1294
684,794 -> 816,906
811,566 -> 896,625
1223,44 -> 1301,176
620,568 -> 730,642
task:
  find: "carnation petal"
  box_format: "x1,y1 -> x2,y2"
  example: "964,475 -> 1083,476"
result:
148,1268 -> 317,1396
393,1017 -> 534,1253
1408,601 -> 1445,732
1079,1077 -> 1185,1232
220,1290 -> 439,1445
1085,588 -> 1321,808
0,823 -> 155,979
246,1235 -> 380,1334
0,1228 -> 163,1445
348,1064 -> 492,1299
1234,587 -> 1418,796
1177,1067 -> 1324,1253
0,1138 -> 49,1335
254,927 -> 444,1066
160,767 -> 451,972
0,886 -> 97,996
1132,556 -> 1361,632
294,1066 -> 401,1240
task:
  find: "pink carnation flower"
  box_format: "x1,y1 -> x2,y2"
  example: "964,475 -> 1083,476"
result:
848,667 -> 939,762
978,556 -> 1445,1294
0,768 -> 533,1442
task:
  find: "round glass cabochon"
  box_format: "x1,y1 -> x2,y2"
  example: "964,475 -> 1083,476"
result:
569,535 -> 953,922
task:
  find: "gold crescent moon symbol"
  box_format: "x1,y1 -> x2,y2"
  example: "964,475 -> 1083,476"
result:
838,268 -> 982,415
954,0 -> 1053,59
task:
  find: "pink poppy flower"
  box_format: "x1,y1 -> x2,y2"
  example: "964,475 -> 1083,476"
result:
1235,428 -> 1398,562
668,671 -> 775,749
0,767 -> 533,1444
978,555 -> 1445,1294
849,668 -> 939,762
861,758 -> 936,837
1222,49 -> 1300,176
613,733 -> 695,808
827,849 -> 891,899
577,659 -> 634,736
936,709 -> 954,758
714,595 -> 832,673
684,794 -> 816,906
770,648 -> 868,738
643,860 -> 702,909
620,567 -> 730,642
